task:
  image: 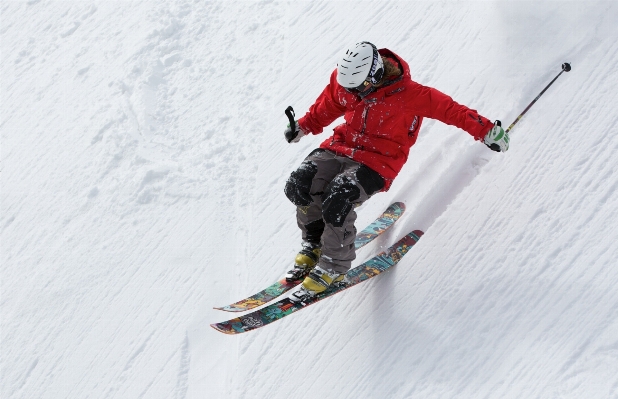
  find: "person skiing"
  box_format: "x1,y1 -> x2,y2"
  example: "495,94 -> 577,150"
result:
283,41 -> 509,302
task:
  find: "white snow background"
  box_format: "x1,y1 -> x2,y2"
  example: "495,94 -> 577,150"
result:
3,1 -> 618,398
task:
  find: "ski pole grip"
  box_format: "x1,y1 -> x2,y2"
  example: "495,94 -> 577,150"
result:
285,106 -> 296,143
285,106 -> 296,130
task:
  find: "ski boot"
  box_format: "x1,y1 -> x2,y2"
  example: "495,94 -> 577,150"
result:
284,241 -> 321,282
290,264 -> 346,303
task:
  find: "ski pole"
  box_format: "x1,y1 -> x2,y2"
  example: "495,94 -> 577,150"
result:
505,62 -> 571,134
284,106 -> 296,143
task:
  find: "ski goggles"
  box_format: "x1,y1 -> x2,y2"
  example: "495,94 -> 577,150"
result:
345,80 -> 373,94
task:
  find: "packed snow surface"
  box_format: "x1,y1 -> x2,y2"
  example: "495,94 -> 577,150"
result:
3,1 -> 618,398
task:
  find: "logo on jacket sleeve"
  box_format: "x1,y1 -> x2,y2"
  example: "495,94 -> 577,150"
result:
409,115 -> 419,133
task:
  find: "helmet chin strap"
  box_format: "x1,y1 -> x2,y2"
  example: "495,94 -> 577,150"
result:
357,86 -> 376,99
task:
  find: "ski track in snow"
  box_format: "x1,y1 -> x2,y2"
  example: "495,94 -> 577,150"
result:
2,1 -> 618,399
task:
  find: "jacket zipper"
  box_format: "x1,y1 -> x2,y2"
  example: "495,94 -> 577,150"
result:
361,99 -> 375,136
361,106 -> 369,135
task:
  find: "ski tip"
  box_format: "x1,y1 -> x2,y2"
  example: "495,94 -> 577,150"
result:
210,323 -> 237,335
392,201 -> 405,211
214,306 -> 255,313
213,305 -> 245,312
411,230 -> 424,240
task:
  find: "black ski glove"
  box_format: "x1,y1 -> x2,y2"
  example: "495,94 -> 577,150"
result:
284,121 -> 307,143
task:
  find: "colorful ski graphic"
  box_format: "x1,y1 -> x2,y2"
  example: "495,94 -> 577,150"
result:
211,230 -> 423,334
214,202 -> 405,312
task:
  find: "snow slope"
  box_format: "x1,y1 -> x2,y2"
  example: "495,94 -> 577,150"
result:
2,1 -> 618,398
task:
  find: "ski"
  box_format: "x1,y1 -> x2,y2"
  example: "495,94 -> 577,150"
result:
214,202 -> 406,312
211,230 -> 423,334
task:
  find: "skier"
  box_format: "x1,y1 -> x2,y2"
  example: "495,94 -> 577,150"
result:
284,41 -> 509,302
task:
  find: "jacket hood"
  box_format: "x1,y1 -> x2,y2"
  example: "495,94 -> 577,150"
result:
378,48 -> 412,82
355,48 -> 410,99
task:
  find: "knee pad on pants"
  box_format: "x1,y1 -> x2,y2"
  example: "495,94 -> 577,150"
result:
285,159 -> 318,206
321,175 -> 361,227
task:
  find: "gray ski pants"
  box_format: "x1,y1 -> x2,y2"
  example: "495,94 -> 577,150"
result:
284,149 -> 385,274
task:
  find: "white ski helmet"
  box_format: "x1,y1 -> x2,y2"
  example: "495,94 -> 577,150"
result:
336,42 -> 384,90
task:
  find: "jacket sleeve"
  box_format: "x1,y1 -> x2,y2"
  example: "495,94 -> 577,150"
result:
410,82 -> 493,141
298,70 -> 348,135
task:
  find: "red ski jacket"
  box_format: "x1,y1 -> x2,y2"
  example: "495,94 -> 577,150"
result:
298,49 -> 493,190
